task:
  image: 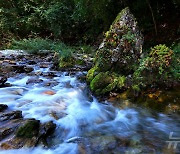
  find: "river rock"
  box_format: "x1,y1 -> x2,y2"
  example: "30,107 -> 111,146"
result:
0,104 -> 8,112
26,77 -> 43,84
96,7 -> 143,73
27,60 -> 37,65
0,110 -> 23,121
14,65 -> 33,73
16,119 -> 40,138
40,62 -> 50,68
0,105 -> 56,149
0,76 -> 7,86
40,121 -> 56,137
43,80 -> 58,87
1,64 -> 33,74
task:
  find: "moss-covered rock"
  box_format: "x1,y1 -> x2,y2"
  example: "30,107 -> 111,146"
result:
90,72 -> 114,95
89,72 -> 126,95
16,119 -> 40,138
87,7 -> 143,95
86,65 -> 98,83
95,7 -> 143,74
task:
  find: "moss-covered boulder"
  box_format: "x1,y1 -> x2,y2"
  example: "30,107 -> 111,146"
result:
89,72 -> 126,95
95,7 -> 143,74
16,119 -> 40,138
90,72 -> 114,95
87,7 -> 143,95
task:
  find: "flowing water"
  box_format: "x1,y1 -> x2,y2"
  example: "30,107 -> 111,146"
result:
0,58 -> 180,154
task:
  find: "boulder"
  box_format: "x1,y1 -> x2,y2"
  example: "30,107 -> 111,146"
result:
95,7 -> 143,73
87,7 -> 143,95
16,119 -> 40,138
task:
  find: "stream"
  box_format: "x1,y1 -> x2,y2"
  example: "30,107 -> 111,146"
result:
0,51 -> 179,154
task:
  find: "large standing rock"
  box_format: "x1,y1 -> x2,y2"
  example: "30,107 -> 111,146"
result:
96,7 -> 143,73
87,7 -> 143,95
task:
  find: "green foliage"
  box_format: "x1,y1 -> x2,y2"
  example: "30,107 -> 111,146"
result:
0,0 -> 123,44
117,76 -> 126,88
133,44 -> 176,89
170,43 -> 180,80
146,44 -> 173,74
11,38 -> 54,54
121,31 -> 136,44
10,37 -> 76,68
0,0 -> 179,46
57,45 -> 75,68
78,45 -> 95,54
44,0 -> 75,39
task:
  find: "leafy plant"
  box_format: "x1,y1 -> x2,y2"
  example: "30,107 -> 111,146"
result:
133,44 -> 176,89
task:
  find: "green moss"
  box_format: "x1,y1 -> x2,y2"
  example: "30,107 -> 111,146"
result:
117,76 -> 126,88
16,120 -> 40,138
76,58 -> 85,65
89,72 -> 126,95
96,48 -> 112,71
86,65 -> 98,83
90,72 -> 114,94
101,78 -> 118,94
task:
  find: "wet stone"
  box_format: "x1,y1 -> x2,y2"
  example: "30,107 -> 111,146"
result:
0,128 -> 14,141
26,77 -> 43,84
0,104 -> 8,112
16,119 -> 40,138
0,76 -> 7,86
90,135 -> 117,153
40,121 -> 56,137
27,60 -> 37,65
0,111 -> 23,121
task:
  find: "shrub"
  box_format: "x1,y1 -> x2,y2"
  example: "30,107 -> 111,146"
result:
147,44 -> 173,74
133,44 -> 175,89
